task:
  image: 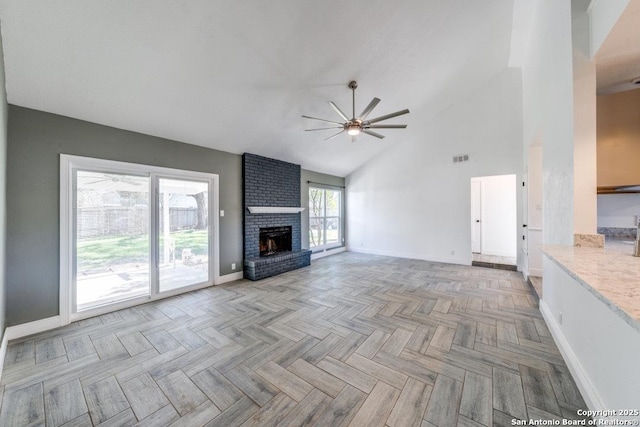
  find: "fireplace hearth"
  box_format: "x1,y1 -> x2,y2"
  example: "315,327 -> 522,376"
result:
260,226 -> 292,257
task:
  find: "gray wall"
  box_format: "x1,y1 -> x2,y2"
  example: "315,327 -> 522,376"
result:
301,169 -> 346,250
0,26 -> 8,336
6,106 -> 243,326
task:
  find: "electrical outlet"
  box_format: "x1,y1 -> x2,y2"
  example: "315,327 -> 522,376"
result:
558,312 -> 563,325
231,263 -> 236,270
220,210 -> 225,217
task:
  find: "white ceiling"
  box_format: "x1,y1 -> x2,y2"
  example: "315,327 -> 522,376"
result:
0,0 -> 514,177
596,0 -> 640,95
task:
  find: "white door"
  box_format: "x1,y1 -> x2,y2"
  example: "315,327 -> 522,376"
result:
471,180 -> 482,253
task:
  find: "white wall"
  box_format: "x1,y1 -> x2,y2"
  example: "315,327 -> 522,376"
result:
472,175 -> 517,258
542,257 -> 640,410
346,69 -> 523,268
522,0 -> 575,245
526,145 -> 543,277
597,194 -> 640,228
572,4 -> 598,235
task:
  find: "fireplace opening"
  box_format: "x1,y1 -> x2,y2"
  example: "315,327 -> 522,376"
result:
259,226 -> 292,257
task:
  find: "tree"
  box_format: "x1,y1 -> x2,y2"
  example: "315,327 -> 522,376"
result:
189,191 -> 207,229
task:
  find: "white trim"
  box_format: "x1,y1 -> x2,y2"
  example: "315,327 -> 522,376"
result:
60,154 -> 220,326
347,246 -> 460,265
69,280 -> 216,322
540,301 -> 604,411
311,246 -> 346,260
218,272 -> 244,284
212,176 -> 221,285
59,156 -> 73,325
247,206 -> 305,214
0,331 -> 9,384
4,316 -> 64,341
308,186 -> 344,249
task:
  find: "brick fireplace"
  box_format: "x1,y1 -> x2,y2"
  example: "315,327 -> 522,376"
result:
242,153 -> 311,280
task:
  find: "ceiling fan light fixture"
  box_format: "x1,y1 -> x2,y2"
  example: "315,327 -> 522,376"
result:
347,124 -> 361,136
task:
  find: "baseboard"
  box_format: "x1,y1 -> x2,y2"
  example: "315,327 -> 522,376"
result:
4,316 -> 63,341
347,246 -> 460,265
217,272 -> 244,284
528,267 -> 543,277
539,301 -> 603,411
0,331 -> 8,384
311,246 -> 346,260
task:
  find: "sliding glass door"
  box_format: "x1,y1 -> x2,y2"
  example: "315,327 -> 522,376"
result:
158,178 -> 209,292
75,171 -> 151,311
62,156 -> 218,319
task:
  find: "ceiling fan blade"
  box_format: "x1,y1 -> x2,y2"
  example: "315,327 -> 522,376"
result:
301,115 -> 344,125
329,102 -> 350,122
361,129 -> 385,139
365,109 -> 410,125
365,124 -> 407,129
358,98 -> 381,120
324,130 -> 345,141
305,126 -> 343,131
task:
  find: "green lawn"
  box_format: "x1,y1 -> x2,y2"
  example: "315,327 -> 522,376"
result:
78,229 -> 208,270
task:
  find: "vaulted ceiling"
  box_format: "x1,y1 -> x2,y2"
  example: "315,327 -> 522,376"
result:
0,0 -> 515,176
596,0 -> 640,95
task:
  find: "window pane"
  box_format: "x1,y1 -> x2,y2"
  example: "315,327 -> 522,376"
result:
325,190 -> 341,217
325,217 -> 340,245
309,188 -> 324,218
76,171 -> 149,311
159,179 -> 209,292
309,217 -> 324,248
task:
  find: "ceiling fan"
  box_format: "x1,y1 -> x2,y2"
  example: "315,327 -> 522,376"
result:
302,81 -> 409,141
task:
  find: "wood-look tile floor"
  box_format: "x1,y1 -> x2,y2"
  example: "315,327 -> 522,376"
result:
0,253 -> 587,426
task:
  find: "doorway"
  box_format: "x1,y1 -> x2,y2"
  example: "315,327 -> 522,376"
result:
61,155 -> 219,322
470,174 -> 517,269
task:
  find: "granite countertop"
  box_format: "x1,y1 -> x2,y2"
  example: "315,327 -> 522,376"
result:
541,243 -> 640,332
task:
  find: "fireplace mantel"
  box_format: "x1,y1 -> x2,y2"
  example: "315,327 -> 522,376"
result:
247,206 -> 305,214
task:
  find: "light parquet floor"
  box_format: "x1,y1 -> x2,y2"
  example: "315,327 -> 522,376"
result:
0,252 -> 587,426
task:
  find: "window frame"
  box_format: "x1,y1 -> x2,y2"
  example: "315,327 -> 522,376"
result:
60,154 -> 220,324
308,185 -> 344,251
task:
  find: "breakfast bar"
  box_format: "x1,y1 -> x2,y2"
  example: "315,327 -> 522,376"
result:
541,244 -> 640,412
